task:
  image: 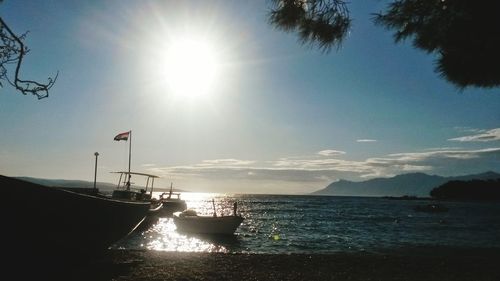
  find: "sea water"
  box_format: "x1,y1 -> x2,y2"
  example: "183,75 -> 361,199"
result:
111,193 -> 500,254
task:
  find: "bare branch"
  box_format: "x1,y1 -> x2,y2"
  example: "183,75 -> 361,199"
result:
0,16 -> 57,99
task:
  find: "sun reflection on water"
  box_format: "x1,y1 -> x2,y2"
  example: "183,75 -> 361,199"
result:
127,192 -> 239,253
143,218 -> 229,253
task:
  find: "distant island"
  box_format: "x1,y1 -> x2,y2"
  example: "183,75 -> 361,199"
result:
311,171 -> 500,197
430,179 -> 500,201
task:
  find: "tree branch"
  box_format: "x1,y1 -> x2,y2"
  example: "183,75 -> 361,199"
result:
0,16 -> 57,99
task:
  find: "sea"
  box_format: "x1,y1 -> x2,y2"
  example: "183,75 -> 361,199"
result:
111,193 -> 500,254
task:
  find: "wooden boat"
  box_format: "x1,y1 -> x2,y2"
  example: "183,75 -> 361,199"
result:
0,175 -> 150,255
111,132 -> 158,204
111,131 -> 162,212
158,183 -> 187,216
111,171 -> 166,228
173,200 -> 243,235
111,171 -> 159,201
112,171 -> 186,217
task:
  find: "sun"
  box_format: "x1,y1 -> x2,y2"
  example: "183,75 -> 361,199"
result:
162,38 -> 219,99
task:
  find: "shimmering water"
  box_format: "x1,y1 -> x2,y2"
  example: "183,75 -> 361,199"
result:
111,193 -> 500,254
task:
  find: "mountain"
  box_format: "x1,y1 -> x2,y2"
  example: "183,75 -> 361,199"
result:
14,176 -> 186,192
16,177 -> 118,192
311,171 -> 500,197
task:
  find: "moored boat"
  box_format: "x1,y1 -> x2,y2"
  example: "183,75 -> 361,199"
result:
111,171 -> 166,228
173,200 -> 243,235
158,183 -> 187,216
111,171 -> 159,201
1,175 -> 150,255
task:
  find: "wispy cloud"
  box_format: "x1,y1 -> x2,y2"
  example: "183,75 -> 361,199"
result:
146,147 -> 500,188
317,149 -> 346,157
199,159 -> 255,166
356,139 -> 377,143
449,128 -> 500,142
453,126 -> 486,134
423,147 -> 462,151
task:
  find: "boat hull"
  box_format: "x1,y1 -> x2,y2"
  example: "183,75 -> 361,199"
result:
160,199 -> 187,216
173,213 -> 244,235
1,175 -> 150,255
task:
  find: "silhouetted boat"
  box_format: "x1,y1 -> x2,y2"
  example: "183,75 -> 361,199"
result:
111,132 -> 172,221
1,175 -> 150,255
413,203 -> 449,213
173,200 -> 243,235
111,171 -> 158,201
112,171 -> 186,217
111,171 -> 165,228
158,183 -> 187,216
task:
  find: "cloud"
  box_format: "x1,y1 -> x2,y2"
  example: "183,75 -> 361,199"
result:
356,139 -> 377,143
423,147 -> 462,151
453,126 -> 486,134
150,165 -> 352,183
317,150 -> 346,157
448,128 -> 500,142
146,148 -> 500,190
199,159 -> 255,166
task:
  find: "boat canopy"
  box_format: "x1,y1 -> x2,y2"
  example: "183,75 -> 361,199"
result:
111,171 -> 159,194
111,171 -> 160,178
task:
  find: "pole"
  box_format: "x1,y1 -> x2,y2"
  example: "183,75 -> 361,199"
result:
128,130 -> 132,175
93,152 -> 99,191
127,130 -> 132,189
212,199 -> 217,217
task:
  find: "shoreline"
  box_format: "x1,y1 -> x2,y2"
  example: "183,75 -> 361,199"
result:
13,247 -> 500,281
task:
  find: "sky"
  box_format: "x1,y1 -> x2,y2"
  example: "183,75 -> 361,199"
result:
1,0 -> 499,194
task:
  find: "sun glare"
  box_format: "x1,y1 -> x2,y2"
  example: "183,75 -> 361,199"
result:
162,38 -> 219,99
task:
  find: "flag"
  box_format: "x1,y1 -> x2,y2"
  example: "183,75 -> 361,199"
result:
114,131 -> 130,141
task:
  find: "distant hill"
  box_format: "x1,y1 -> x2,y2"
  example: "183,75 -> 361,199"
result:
431,179 -> 500,200
14,177 -> 185,193
311,171 -> 500,197
16,177 -> 118,192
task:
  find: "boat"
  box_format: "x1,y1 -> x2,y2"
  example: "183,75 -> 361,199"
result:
413,203 -> 449,213
137,199 -> 164,230
173,200 -> 244,235
111,132 -> 168,217
111,171 -> 159,202
111,171 -> 165,227
0,175 -> 150,255
111,131 -> 154,202
158,182 -> 187,216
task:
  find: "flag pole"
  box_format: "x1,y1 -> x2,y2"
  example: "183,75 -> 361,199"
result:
128,130 -> 132,177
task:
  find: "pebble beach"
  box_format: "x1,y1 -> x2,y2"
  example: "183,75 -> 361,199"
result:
14,248 -> 500,281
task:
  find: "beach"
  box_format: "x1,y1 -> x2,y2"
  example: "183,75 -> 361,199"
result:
20,248 -> 500,281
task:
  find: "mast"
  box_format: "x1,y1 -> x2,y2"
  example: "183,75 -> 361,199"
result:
128,130 -> 132,175
126,130 -> 132,189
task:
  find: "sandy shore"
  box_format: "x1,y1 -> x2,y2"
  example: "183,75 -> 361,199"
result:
10,247 -> 499,281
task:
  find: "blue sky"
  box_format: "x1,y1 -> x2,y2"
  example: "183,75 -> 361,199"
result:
1,1 -> 499,194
